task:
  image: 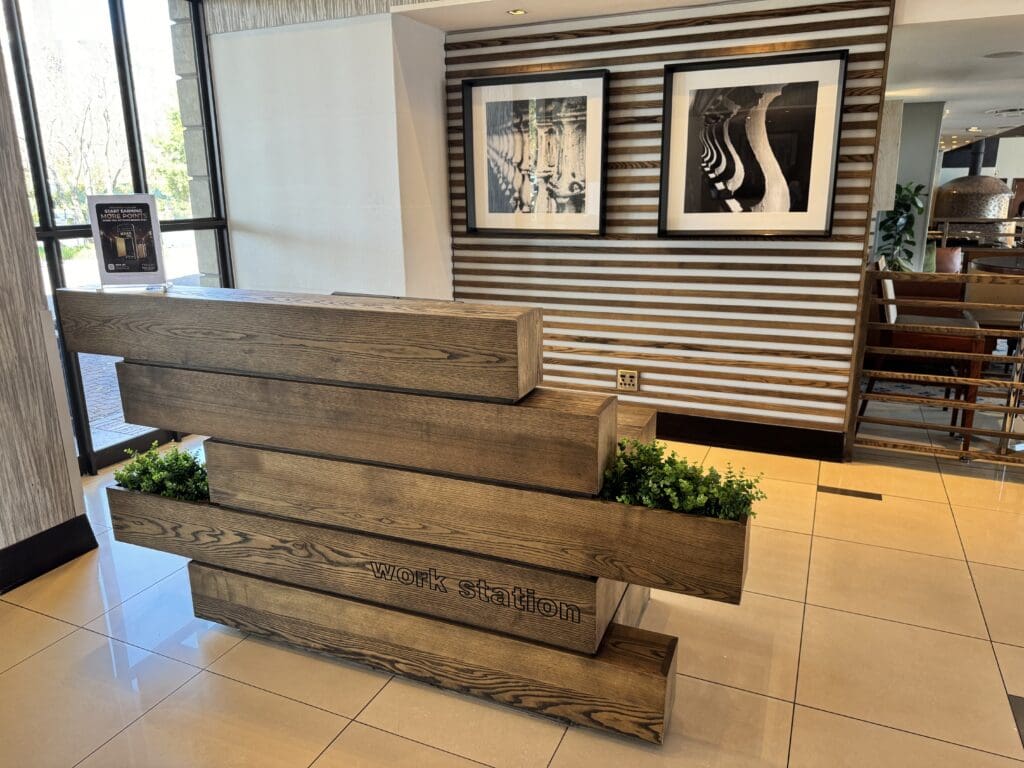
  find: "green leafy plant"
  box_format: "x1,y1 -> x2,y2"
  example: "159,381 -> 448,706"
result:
877,182 -> 927,272
600,439 -> 763,521
114,442 -> 209,502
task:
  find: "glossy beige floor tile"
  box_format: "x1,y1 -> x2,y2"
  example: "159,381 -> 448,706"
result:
549,675 -> 792,768
849,446 -> 940,469
971,563 -> 1024,646
995,643 -> 1024,695
751,478 -> 816,534
790,706 -> 1023,768
209,636 -> 390,718
0,629 -> 195,768
358,677 -> 565,768
2,530 -> 186,625
743,527 -> 810,602
806,538 -> 987,637
79,670 -> 344,768
797,606 -> 1024,759
661,439 -> 709,465
312,722 -> 481,768
82,474 -> 115,532
85,568 -> 244,667
0,600 -> 75,673
940,463 -> 1024,513
642,590 -> 803,700
813,492 -> 963,559
955,506 -> 1024,570
705,446 -> 819,484
818,457 -> 947,503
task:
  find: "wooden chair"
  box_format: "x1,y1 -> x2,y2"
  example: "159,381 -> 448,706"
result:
860,258 -> 985,451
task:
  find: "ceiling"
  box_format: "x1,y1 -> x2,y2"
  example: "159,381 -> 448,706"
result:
396,0 -> 1024,152
392,0 -> 748,33
874,14 -> 1024,150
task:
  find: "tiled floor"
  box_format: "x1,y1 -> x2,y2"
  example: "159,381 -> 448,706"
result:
3,437 -> 1024,767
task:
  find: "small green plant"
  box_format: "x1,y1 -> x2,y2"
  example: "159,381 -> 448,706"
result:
600,439 -> 764,521
114,442 -> 209,502
877,181 -> 927,272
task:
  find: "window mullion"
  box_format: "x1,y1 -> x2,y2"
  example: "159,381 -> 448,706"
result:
107,0 -> 147,194
3,0 -> 56,234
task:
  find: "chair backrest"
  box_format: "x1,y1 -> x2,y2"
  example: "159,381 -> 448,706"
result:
935,246 -> 964,273
876,256 -> 898,324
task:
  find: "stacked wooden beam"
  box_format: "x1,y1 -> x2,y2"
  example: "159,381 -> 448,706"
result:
57,287 -> 749,744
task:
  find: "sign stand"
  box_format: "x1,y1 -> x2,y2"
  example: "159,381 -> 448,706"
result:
87,194 -> 166,289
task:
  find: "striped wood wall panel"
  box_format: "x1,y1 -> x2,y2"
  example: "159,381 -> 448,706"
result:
445,0 -> 893,432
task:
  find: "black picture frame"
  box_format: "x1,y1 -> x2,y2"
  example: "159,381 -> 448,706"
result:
658,50 -> 849,239
461,69 -> 610,237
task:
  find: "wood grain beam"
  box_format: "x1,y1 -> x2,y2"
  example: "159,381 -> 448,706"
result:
117,362 -> 616,495
56,287 -> 542,402
189,562 -> 677,743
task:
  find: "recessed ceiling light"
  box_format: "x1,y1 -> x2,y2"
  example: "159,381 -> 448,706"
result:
984,50 -> 1024,59
985,107 -> 1024,119
506,8 -> 527,14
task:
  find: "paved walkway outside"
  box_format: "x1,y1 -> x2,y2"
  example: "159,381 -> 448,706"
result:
79,353 -> 150,449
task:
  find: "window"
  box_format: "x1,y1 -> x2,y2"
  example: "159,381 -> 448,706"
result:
1,0 -> 231,474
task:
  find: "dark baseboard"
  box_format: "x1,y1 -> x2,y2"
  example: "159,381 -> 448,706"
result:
656,411 -> 845,462
0,515 -> 98,594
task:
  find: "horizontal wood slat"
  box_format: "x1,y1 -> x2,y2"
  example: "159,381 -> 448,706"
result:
205,441 -> 750,603
56,288 -> 542,402
446,37 -> 887,79
116,363 -> 617,495
860,370 -> 1024,390
189,562 -> 678,743
861,393 -> 1021,413
456,292 -> 859,318
548,362 -> 849,392
447,0 -> 893,430
857,416 -> 1021,441
445,16 -> 888,66
867,322 -> 1024,338
110,489 -> 620,652
869,271 -> 1024,285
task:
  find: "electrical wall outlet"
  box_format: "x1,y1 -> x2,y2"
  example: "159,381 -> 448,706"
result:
616,369 -> 639,392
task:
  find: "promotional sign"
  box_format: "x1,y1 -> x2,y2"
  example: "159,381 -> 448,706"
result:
87,194 -> 165,286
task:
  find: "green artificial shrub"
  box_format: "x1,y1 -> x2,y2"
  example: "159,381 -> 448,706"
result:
600,439 -> 764,521
114,442 -> 209,502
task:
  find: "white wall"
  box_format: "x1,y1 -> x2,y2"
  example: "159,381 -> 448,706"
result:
392,15 -> 452,299
894,101 -> 944,266
212,16 -> 408,294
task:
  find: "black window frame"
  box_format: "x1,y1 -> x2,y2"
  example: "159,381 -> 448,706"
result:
2,0 -> 233,474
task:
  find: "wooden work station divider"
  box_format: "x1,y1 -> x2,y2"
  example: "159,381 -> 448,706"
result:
57,286 -> 750,744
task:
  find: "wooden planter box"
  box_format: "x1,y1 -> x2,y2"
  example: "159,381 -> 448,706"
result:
107,487 -> 632,653
207,442 -> 751,604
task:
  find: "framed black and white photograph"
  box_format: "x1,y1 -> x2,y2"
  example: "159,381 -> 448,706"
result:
659,51 -> 848,237
462,70 -> 609,236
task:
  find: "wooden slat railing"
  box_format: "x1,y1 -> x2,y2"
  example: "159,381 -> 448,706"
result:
853,269 -> 1024,464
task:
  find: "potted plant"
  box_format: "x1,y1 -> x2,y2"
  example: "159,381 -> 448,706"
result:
877,182 -> 927,272
600,439 -> 763,522
113,442 -> 209,501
